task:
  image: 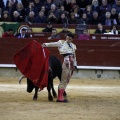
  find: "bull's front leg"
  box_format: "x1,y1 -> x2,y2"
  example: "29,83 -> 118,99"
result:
33,87 -> 39,101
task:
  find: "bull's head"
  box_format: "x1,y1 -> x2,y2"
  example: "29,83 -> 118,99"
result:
27,78 -> 35,92
19,76 -> 35,93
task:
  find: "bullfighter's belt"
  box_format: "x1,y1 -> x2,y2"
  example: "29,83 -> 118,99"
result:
62,53 -> 73,57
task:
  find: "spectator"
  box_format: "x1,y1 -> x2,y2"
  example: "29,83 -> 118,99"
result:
21,0 -> 30,8
2,28 -> 14,38
11,11 -> 22,22
77,13 -> 88,24
35,11 -> 47,23
0,0 -> 5,10
111,8 -> 118,20
76,0 -> 90,11
44,0 -> 53,15
69,0 -> 77,12
94,23 -> 107,34
109,24 -> 120,34
42,22 -> 54,32
103,11 -> 117,26
91,0 -> 100,14
25,11 -> 35,25
84,5 -> 93,19
107,0 -> 115,5
48,4 -> 59,18
13,2 -> 26,22
99,0 -> 115,5
62,0 -> 73,13
34,0 -> 43,16
47,29 -> 60,40
116,12 -> 120,25
47,11 -> 58,23
2,1 -> 15,17
112,0 -> 120,14
40,5 -> 48,16
72,5 -> 81,19
58,5 -> 69,17
0,0 -> 5,17
25,1 -> 35,16
78,29 -> 90,40
53,0 -> 63,8
57,13 -> 68,24
59,24 -> 71,34
99,0 -> 111,17
0,10 -> 11,22
68,12 -> 78,24
27,27 -> 32,32
15,28 -> 29,38
88,11 -> 102,25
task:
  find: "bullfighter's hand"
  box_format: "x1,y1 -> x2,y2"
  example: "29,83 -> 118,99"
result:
42,44 -> 46,47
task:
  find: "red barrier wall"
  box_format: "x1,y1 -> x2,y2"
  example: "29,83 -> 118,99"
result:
0,38 -> 120,67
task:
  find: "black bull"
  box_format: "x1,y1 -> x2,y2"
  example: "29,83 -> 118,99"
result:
20,55 -> 66,101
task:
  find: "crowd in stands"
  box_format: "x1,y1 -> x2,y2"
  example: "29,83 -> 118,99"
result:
0,0 -> 119,26
1,0 -> 120,40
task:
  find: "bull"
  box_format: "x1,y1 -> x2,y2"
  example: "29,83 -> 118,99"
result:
19,55 -> 67,101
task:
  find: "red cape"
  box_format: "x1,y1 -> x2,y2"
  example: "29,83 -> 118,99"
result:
14,40 -> 50,90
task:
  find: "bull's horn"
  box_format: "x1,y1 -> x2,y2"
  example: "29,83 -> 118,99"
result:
18,75 -> 26,84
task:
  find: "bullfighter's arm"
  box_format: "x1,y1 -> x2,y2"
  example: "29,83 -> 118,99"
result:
42,40 -> 62,47
42,40 -> 64,47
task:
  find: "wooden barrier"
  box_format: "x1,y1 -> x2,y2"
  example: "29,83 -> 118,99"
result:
18,23 -> 76,33
27,32 -> 79,39
18,23 -> 120,34
0,38 -> 120,67
1,23 -> 120,36
90,34 -> 120,40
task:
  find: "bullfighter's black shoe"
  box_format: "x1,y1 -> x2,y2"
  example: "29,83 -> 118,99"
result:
56,99 -> 69,103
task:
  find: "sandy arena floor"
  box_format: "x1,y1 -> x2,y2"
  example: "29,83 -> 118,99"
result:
0,77 -> 120,120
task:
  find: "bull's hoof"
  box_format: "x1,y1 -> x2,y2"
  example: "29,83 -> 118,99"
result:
56,99 -> 69,103
63,92 -> 67,97
33,97 -> 37,101
53,94 -> 57,98
48,96 -> 53,101
52,91 -> 57,98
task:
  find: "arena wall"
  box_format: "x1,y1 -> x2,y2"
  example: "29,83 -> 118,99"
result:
0,38 -> 120,79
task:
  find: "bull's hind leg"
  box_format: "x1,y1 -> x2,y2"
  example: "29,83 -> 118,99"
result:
63,91 -> 67,97
52,83 -> 57,98
47,71 -> 53,101
47,85 -> 53,101
47,76 -> 53,101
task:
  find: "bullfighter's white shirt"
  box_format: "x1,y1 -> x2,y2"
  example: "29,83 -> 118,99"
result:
43,40 -> 77,66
